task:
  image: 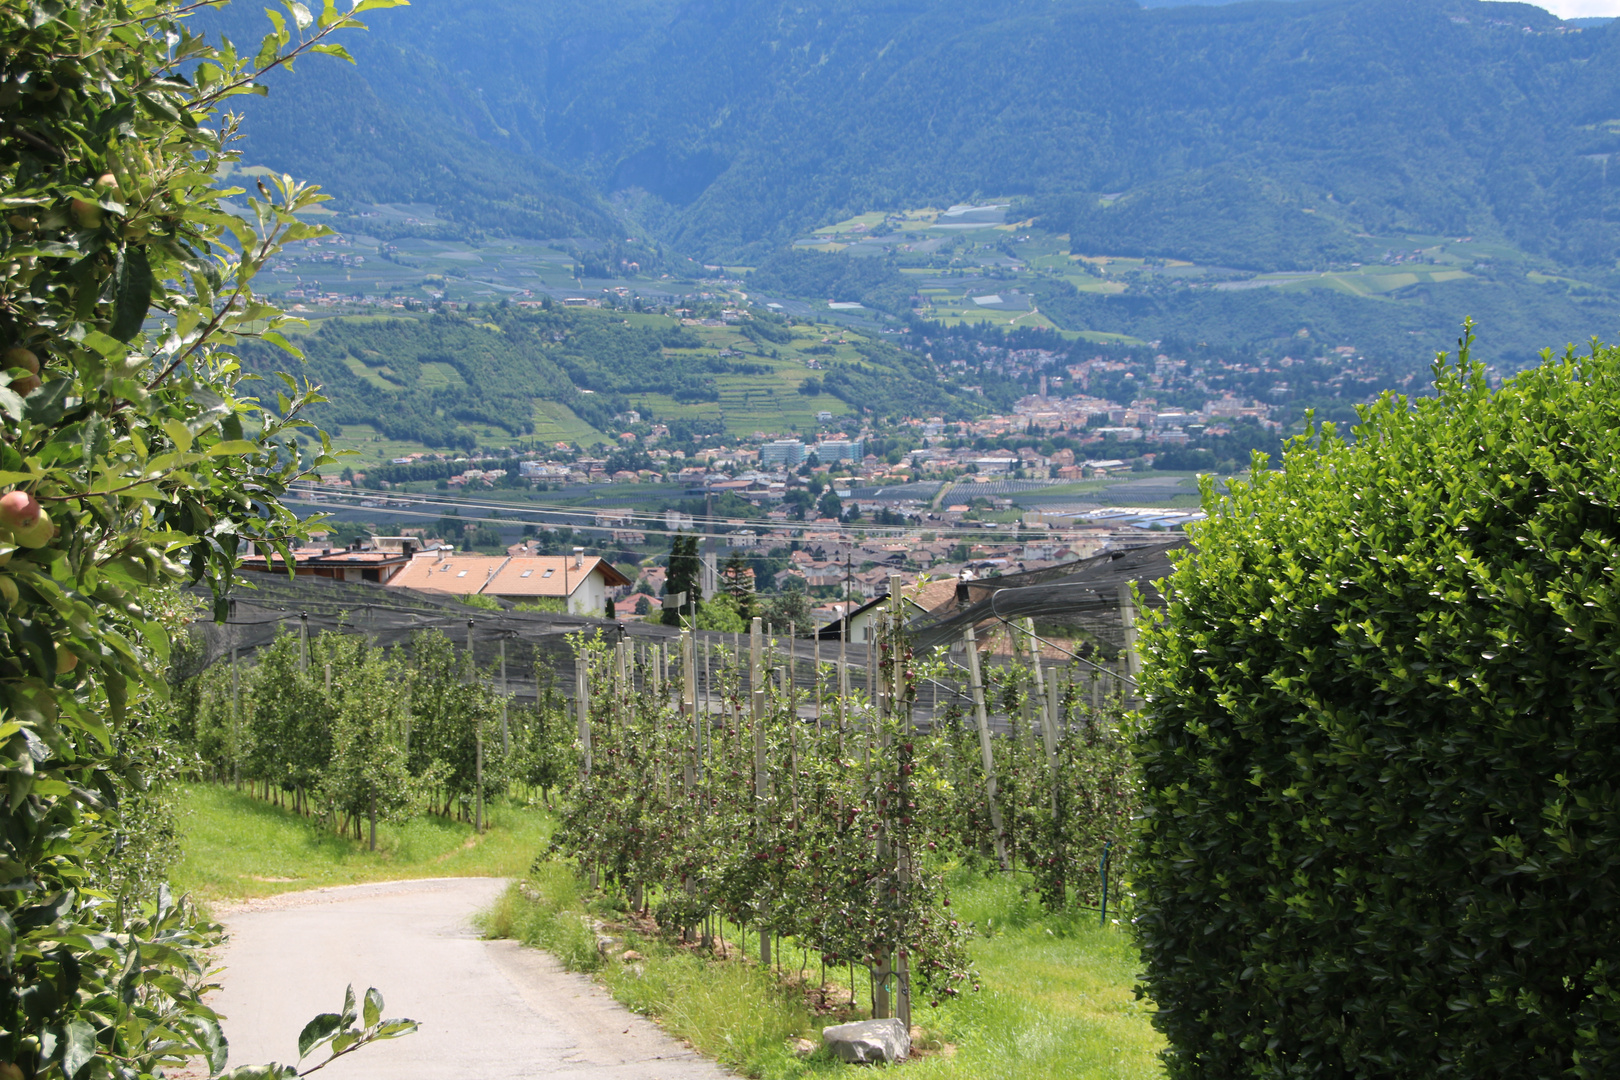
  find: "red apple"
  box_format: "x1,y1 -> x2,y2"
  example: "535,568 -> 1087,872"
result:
0,490 -> 54,548
2,348 -> 37,374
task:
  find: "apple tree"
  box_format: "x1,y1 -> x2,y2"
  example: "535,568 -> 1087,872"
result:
0,0 -> 416,1076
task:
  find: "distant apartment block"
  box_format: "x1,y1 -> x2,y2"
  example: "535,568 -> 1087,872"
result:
1095,426 -> 1143,441
814,438 -> 864,463
760,439 -> 807,467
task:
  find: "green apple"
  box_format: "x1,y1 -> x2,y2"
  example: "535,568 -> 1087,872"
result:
71,197 -> 103,229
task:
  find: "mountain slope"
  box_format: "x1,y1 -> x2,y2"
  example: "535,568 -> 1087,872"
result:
220,0 -> 1620,270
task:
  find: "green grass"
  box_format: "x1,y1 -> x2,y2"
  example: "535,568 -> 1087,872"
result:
484,863 -> 1165,1080
171,783 -> 555,902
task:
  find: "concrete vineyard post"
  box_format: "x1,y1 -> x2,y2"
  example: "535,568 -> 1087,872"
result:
230,647 -> 240,788
838,628 -> 848,739
299,611 -> 308,672
683,630 -> 698,791
1118,583 -> 1142,708
576,655 -> 595,890
890,577 -> 912,1031
965,624 -> 1010,870
1044,674 -> 1061,811
750,617 -> 770,966
576,662 -> 591,782
813,634 -> 822,734
475,728 -> 484,834
500,636 -> 510,756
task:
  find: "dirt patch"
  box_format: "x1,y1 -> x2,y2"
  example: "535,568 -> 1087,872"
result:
432,833 -> 484,863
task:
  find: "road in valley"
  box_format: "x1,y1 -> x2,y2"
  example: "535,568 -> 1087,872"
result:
209,877 -> 733,1079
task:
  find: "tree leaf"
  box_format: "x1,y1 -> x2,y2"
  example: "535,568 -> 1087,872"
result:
362,986 -> 382,1029
110,247 -> 155,342
310,42 -> 354,62
62,1019 -> 96,1078
296,1012 -> 342,1059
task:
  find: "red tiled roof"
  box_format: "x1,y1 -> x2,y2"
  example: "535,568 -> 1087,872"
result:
385,554 -> 631,597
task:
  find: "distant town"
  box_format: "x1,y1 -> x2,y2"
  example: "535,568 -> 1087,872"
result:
275,373 -> 1286,630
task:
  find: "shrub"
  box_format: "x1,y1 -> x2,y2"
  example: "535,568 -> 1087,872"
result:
1136,336 -> 1620,1078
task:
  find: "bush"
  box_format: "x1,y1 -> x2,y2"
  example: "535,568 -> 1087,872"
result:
1136,337 -> 1620,1078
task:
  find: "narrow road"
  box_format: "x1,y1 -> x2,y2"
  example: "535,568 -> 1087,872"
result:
210,877 -> 733,1079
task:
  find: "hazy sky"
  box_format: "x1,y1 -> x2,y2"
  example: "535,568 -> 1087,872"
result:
1530,0 -> 1620,15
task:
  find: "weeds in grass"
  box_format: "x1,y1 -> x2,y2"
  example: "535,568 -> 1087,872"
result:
478,864 -> 602,972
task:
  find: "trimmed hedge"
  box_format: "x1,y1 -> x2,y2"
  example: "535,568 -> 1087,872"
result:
1136,338 -> 1620,1078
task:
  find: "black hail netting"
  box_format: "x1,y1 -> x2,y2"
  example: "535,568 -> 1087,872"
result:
907,541 -> 1184,658
179,541 -> 1182,712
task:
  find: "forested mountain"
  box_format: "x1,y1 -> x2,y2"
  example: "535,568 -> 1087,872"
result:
219,0 -> 1620,270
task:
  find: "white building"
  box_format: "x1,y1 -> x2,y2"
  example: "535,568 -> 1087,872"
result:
760,439 -> 807,467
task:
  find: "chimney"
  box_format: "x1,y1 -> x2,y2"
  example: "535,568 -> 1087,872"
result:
573,546 -> 585,569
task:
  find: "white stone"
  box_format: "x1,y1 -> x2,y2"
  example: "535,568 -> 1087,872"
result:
821,1017 -> 910,1064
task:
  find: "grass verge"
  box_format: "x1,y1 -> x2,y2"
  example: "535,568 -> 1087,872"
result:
170,783 -> 555,902
482,863 -> 1165,1079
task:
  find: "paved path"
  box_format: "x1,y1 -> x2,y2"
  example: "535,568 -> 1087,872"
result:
210,877 -> 733,1079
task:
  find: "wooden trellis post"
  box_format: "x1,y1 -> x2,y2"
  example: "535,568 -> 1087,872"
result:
964,624 -> 1010,870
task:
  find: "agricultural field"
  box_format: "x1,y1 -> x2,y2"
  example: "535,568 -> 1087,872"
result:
794,204 -> 1580,320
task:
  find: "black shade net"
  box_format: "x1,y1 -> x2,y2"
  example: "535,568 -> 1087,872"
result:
181,541 -> 1184,714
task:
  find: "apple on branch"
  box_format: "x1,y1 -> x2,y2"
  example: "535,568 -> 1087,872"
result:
0,490 -> 55,548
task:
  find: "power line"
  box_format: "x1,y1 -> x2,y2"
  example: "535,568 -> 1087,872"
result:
283,486 -> 1072,543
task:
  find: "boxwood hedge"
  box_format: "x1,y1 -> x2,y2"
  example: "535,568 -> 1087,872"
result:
1135,337 -> 1620,1078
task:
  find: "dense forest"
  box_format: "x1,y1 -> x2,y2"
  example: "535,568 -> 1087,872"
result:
214,0 -> 1620,273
